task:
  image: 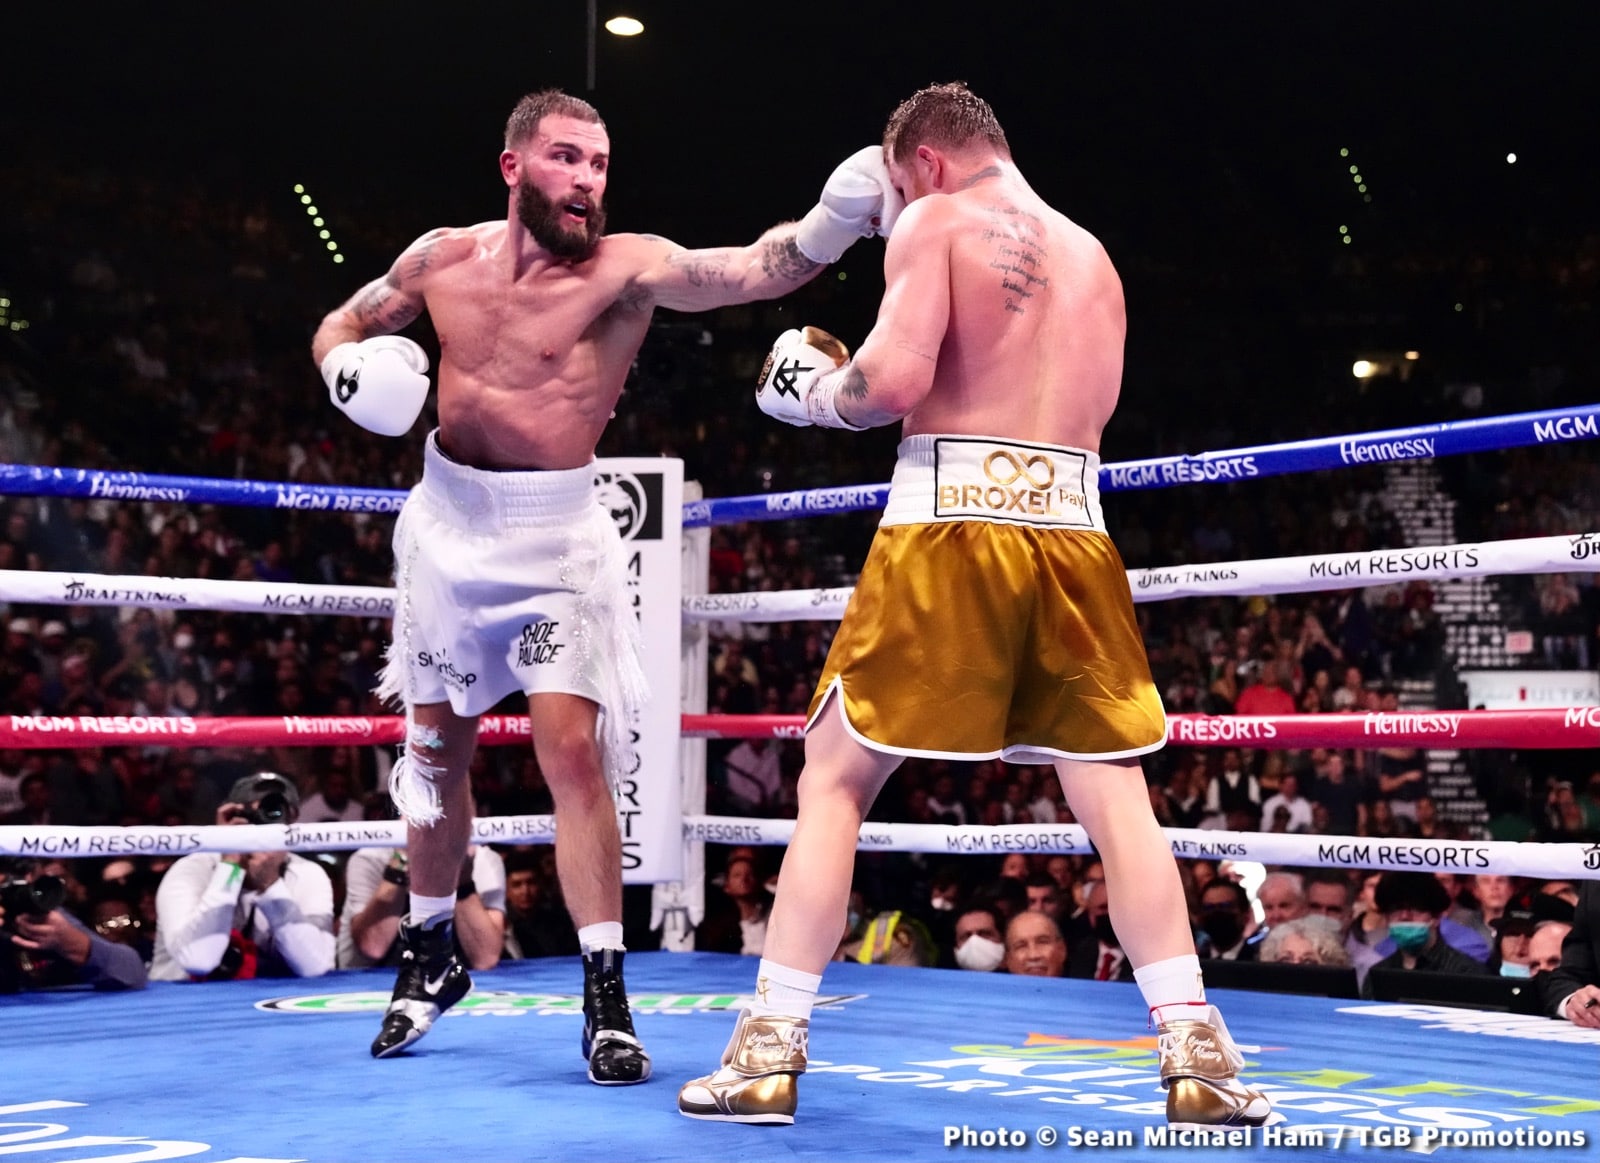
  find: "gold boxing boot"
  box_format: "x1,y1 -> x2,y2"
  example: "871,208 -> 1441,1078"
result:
678,1009 -> 809,1124
1157,1004 -> 1273,1129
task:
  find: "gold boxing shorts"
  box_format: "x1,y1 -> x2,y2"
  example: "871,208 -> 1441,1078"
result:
807,434 -> 1166,762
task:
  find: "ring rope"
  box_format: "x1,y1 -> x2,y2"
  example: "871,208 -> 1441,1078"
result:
4,816 -> 1596,880
3,401 -> 1594,526
681,532 -> 1600,623
1,708 -> 1596,749
4,531 -> 1594,624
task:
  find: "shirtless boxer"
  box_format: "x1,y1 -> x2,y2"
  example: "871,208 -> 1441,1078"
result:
311,89 -> 896,1083
678,82 -> 1272,1128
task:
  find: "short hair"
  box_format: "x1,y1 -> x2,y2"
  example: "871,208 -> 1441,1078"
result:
505,89 -> 606,150
1258,871 -> 1306,900
883,81 -> 1010,164
1201,879 -> 1250,913
1375,871 -> 1451,917
1304,870 -> 1354,900
1260,916 -> 1352,967
503,849 -> 541,877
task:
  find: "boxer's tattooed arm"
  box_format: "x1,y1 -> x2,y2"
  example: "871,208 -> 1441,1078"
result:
836,364 -> 870,405
666,250 -> 733,290
349,277 -> 424,335
760,236 -> 822,282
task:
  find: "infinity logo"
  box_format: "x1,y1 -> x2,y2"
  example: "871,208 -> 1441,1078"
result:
983,450 -> 1055,489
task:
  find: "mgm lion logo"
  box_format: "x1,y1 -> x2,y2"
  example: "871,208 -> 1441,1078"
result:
594,471 -> 650,541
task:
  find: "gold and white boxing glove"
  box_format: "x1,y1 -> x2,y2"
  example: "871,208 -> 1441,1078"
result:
755,327 -> 866,430
795,147 -> 905,264
320,336 -> 431,438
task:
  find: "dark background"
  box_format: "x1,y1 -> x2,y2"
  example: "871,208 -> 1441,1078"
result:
5,1 -> 1599,435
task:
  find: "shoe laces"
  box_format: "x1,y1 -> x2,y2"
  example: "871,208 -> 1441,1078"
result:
587,970 -> 635,1034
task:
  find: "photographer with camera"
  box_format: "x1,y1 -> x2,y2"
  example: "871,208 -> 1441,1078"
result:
149,773 -> 335,981
0,858 -> 148,993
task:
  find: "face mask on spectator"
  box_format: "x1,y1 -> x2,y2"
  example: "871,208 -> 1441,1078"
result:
1499,960 -> 1532,979
1201,912 -> 1243,951
955,935 -> 1006,972
1388,922 -> 1431,952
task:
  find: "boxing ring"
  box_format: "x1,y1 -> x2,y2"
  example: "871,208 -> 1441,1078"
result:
3,404 -> 1600,1162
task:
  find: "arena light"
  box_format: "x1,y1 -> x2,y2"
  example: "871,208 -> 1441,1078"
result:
1404,350 -> 1420,360
294,184 -> 343,266
1506,152 -> 1517,164
605,16 -> 643,35
1339,147 -> 1349,158
1351,360 -> 1377,379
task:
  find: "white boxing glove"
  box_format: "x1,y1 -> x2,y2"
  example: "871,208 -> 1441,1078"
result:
319,336 -> 430,437
795,146 -> 905,264
756,327 -> 866,430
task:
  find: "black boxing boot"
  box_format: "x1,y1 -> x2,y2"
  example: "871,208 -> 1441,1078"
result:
371,919 -> 471,1058
581,948 -> 652,1085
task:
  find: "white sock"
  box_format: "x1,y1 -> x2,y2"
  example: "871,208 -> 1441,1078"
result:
1134,954 -> 1210,1026
750,959 -> 821,1022
578,922 -> 625,954
408,892 -> 455,929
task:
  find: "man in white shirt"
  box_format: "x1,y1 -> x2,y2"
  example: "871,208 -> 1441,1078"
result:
1259,774 -> 1315,834
340,844 -> 506,970
150,773 -> 334,980
300,764 -> 366,824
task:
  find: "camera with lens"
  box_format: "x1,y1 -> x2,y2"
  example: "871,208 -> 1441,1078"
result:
1,875 -> 66,926
243,791 -> 292,825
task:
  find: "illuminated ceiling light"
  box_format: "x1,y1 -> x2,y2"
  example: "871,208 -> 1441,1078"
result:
1348,165 -> 1358,174
327,241 -> 338,251
313,217 -> 324,227
1454,302 -> 1464,312
1352,174 -> 1363,183
333,254 -> 345,264
1358,184 -> 1367,193
1352,360 -> 1377,379
319,229 -> 331,239
293,184 -> 305,194
1342,236 -> 1352,245
306,205 -> 319,216
605,15 -> 643,35
1338,225 -> 1348,234
300,194 -> 312,204
1363,194 -> 1372,202
1506,152 -> 1517,164
1339,148 -> 1349,158
1404,351 -> 1420,360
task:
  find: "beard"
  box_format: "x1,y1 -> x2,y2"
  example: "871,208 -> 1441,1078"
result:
516,178 -> 606,261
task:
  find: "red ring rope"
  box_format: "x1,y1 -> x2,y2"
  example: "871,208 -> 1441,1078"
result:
0,709 -> 1595,748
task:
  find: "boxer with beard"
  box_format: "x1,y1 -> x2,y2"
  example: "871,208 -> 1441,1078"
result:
312,88 -> 899,1086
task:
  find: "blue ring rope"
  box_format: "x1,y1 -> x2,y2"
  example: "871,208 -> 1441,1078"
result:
2,403 -> 1594,529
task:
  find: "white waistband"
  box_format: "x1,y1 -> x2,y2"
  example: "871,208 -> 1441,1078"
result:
416,431 -> 597,531
880,434 -> 1105,531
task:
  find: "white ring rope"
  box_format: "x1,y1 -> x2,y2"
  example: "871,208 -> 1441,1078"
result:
683,533 -> 1600,623
4,532 -> 1595,625
4,817 -> 1597,880
0,570 -> 394,617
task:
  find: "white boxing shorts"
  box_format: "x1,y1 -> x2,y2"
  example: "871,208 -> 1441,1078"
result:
377,432 -> 648,788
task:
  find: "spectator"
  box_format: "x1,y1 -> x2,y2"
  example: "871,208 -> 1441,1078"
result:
1023,873 -> 1068,927
720,737 -> 781,815
1064,880 -> 1131,982
1002,911 -> 1067,978
1361,872 -> 1491,997
695,854 -> 772,957
502,849 -> 580,960
301,761 -> 365,824
1310,751 -> 1365,836
1,771 -> 52,826
1303,871 -> 1383,985
952,904 -> 1006,972
1525,920 -> 1572,977
340,845 -> 506,970
149,773 -> 334,981
1202,749 -> 1260,824
1257,872 -> 1310,928
1259,775 -> 1313,834
1543,881 -> 1600,1026
0,858 -> 147,993
1260,915 -> 1352,968
1198,879 -> 1260,961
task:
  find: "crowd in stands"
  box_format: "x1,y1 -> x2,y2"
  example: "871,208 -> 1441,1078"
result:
0,162 -> 1596,1016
